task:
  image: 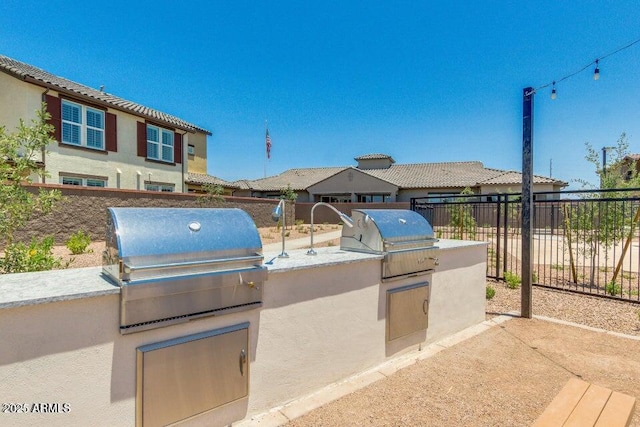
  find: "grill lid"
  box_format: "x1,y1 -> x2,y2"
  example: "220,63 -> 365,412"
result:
103,207 -> 263,283
341,209 -> 436,253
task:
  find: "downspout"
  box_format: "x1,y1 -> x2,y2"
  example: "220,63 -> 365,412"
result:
40,88 -> 50,183
179,131 -> 188,193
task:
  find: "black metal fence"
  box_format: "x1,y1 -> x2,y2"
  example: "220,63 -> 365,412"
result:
411,189 -> 640,303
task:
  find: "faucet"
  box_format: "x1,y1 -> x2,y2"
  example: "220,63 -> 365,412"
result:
307,202 -> 354,255
271,199 -> 289,258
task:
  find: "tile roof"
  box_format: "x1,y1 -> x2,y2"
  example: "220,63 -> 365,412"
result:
355,153 -> 396,162
186,173 -> 238,188
240,160 -> 567,191
0,54 -> 211,135
240,167 -> 347,191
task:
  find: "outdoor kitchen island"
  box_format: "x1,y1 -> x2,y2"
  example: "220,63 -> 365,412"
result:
0,239 -> 486,427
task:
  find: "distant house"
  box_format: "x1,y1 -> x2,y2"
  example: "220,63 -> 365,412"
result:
0,54 -> 216,192
233,153 -> 567,202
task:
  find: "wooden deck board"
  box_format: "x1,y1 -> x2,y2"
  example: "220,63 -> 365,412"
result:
533,378 -> 636,427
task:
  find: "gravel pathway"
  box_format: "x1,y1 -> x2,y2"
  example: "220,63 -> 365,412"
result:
486,278 -> 640,336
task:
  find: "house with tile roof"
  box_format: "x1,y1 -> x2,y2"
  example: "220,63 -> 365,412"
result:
233,153 -> 567,202
0,54 -> 216,192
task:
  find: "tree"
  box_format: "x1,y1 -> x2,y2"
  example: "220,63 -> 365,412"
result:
0,104 -> 62,249
280,184 -> 297,202
197,183 -> 226,207
446,187 -> 477,240
566,133 -> 638,286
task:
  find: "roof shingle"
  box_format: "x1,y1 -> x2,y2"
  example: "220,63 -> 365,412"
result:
0,54 -> 211,135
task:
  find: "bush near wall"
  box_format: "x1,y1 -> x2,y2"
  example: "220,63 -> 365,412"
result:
12,184 -> 294,246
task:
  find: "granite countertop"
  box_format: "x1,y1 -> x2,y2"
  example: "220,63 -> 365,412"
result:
0,266 -> 119,309
0,248 -> 382,309
262,247 -> 383,273
0,240 -> 479,309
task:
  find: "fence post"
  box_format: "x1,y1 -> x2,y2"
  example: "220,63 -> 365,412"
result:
495,195 -> 502,278
521,87 -> 534,319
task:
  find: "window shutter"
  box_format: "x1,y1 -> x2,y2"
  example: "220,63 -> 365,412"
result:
105,112 -> 117,152
137,122 -> 146,157
174,132 -> 183,164
44,94 -> 62,141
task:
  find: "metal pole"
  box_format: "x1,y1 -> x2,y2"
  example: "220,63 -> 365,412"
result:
521,88 -> 534,319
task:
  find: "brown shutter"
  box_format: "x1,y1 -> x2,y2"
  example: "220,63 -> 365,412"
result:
44,94 -> 61,141
105,112 -> 117,152
137,122 -> 146,157
174,132 -> 183,164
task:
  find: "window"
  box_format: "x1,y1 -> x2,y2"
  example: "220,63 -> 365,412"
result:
61,175 -> 107,187
188,144 -> 195,155
145,183 -> 174,192
319,195 -> 351,203
147,124 -> 174,162
61,100 -> 105,150
357,194 -> 390,203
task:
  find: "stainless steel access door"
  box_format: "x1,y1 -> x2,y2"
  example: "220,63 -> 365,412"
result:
386,282 -> 430,342
136,323 -> 249,427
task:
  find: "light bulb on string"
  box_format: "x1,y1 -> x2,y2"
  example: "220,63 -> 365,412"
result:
593,59 -> 600,80
550,82 -> 557,100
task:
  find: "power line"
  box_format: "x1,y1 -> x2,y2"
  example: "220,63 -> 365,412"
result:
526,36 -> 640,96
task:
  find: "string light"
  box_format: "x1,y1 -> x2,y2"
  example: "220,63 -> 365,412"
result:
525,36 -> 640,96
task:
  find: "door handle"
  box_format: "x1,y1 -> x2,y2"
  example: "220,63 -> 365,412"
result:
423,299 -> 428,315
239,349 -> 247,376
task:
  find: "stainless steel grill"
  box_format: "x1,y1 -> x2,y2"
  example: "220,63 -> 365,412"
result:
102,207 -> 266,334
340,209 -> 439,282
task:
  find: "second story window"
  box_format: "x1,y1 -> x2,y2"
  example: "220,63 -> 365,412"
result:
146,125 -> 174,163
61,100 -> 105,150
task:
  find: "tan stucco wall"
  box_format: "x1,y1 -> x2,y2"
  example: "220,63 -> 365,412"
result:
44,90 -> 184,191
0,74 -> 210,193
0,72 -> 45,131
186,131 -> 208,174
0,242 -> 486,426
308,168 -> 398,202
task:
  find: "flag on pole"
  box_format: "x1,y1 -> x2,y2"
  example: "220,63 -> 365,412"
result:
266,128 -> 272,159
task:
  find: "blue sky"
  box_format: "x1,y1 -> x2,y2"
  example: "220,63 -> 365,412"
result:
2,1 -> 640,189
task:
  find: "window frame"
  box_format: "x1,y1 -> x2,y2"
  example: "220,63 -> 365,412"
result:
61,100 -> 105,150
146,124 -> 174,163
145,182 -> 175,192
60,175 -> 107,188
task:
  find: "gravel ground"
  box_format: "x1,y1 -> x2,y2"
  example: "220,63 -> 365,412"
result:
486,278 -> 640,336
286,284 -> 640,427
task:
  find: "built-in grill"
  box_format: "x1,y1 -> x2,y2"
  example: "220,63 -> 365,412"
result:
340,209 -> 439,282
103,207 -> 266,334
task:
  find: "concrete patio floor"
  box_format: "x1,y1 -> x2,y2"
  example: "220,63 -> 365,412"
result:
243,314 -> 640,427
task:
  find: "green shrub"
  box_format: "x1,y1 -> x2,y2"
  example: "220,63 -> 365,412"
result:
1,236 -> 67,273
504,271 -> 521,289
65,230 -> 92,255
605,281 -> 621,296
486,285 -> 496,300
